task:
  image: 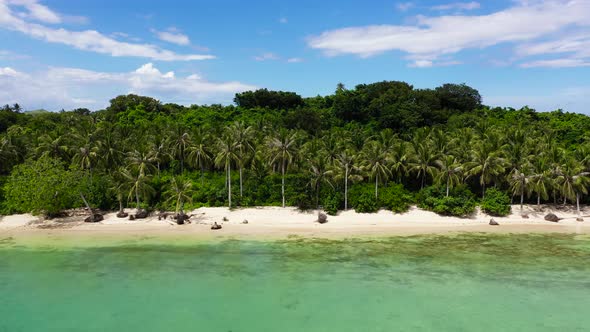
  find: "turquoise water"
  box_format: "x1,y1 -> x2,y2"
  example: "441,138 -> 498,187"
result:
1,234 -> 590,331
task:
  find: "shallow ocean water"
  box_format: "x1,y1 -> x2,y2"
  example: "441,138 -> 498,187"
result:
1,233 -> 589,331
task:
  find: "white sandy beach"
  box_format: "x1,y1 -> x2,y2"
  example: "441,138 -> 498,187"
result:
1,205 -> 589,242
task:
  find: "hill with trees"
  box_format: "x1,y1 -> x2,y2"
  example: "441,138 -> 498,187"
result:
1,81 -> 589,218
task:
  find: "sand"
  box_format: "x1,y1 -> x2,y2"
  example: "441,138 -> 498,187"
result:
0,204 -> 588,243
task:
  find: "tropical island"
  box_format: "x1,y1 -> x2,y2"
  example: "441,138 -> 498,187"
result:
0,81 -> 589,238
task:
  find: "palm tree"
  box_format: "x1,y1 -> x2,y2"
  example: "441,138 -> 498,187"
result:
121,168 -> 154,210
188,128 -> 211,186
528,157 -> 553,207
0,134 -> 17,173
361,141 -> 391,199
229,122 -> 254,197
334,149 -> 359,210
307,153 -> 332,208
170,126 -> 192,173
509,167 -> 530,211
556,158 -> 590,215
126,150 -> 157,177
390,139 -> 409,183
268,129 -> 299,208
467,142 -> 505,198
35,132 -> 70,161
215,133 -> 239,208
409,140 -> 437,189
165,177 -> 194,215
434,155 -> 463,197
109,168 -> 128,213
148,134 -> 170,176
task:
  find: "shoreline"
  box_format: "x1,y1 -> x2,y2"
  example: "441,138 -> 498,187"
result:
1,205 -> 589,246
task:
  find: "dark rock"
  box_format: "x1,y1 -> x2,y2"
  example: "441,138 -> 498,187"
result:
84,214 -> 104,223
521,214 -> 529,219
129,215 -> 135,221
544,213 -> 560,222
173,213 -> 191,225
158,212 -> 169,220
577,217 -> 584,222
211,222 -> 222,230
116,211 -> 128,218
489,218 -> 499,226
135,209 -> 149,219
317,212 -> 328,224
222,217 -> 229,222
242,219 -> 249,224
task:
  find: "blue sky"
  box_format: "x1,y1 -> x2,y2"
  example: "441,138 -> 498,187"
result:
0,0 -> 589,113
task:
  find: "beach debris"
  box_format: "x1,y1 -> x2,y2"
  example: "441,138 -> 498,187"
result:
116,210 -> 128,218
158,212 -> 169,220
242,219 -> 249,224
211,222 -> 222,230
84,214 -> 104,223
489,218 -> 499,226
577,217 -> 584,222
129,215 -> 135,221
544,213 -> 560,222
521,214 -> 529,219
317,212 -> 328,224
173,213 -> 191,225
223,216 -> 229,222
135,209 -> 149,219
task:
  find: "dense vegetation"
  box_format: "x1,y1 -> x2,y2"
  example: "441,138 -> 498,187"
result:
1,81 -> 589,217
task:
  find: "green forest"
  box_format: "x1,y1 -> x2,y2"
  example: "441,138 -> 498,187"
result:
1,81 -> 589,218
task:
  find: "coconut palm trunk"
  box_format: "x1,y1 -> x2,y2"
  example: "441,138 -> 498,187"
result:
228,164 -> 232,208
375,174 -> 379,199
344,165 -> 349,210
576,192 -> 581,216
281,160 -> 286,208
239,166 -> 243,197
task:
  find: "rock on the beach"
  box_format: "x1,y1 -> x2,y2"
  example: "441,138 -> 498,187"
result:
544,213 -> 560,222
521,214 -> 529,219
317,212 -> 328,224
242,219 -> 249,224
489,218 -> 499,226
84,214 -> 104,223
577,217 -> 584,222
129,215 -> 135,221
116,211 -> 128,218
135,210 -> 149,219
211,222 -> 222,230
173,213 -> 191,225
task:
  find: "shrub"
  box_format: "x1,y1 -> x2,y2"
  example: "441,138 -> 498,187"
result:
355,192 -> 378,213
322,191 -> 342,215
417,185 -> 476,217
481,188 -> 511,216
3,156 -> 83,216
349,183 -> 379,213
379,184 -> 413,213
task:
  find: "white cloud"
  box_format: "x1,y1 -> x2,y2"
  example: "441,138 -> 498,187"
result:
486,86 -> 590,114
254,52 -> 279,61
286,57 -> 304,63
279,17 -> 288,24
0,0 -> 213,61
0,66 -> 21,76
8,0 -> 61,23
308,1 -> 590,67
521,58 -> 590,68
430,1 -> 480,11
153,28 -> 190,46
0,63 -> 256,110
396,2 -> 414,11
